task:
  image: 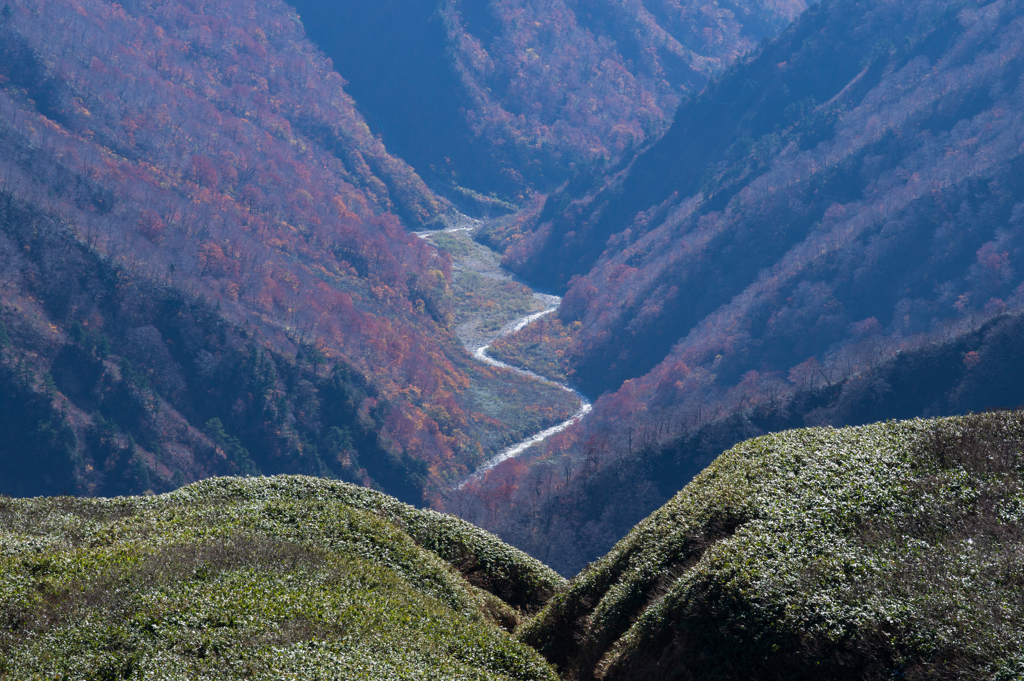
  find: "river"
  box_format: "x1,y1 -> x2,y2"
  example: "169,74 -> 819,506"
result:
414,224 -> 592,488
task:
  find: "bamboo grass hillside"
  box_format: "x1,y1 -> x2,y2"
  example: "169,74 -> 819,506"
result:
0,476 -> 564,679
4,415 -> 1024,679
519,411 -> 1024,681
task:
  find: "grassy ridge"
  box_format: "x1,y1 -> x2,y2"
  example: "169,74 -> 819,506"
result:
519,412 -> 1024,680
0,476 -> 563,680
6,414 -> 1024,679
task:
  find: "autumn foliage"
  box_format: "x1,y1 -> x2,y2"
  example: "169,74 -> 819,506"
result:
289,0 -> 808,199
445,0 -> 1024,573
0,0 -> 558,502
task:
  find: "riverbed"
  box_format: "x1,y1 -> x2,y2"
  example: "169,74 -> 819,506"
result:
414,224 -> 592,487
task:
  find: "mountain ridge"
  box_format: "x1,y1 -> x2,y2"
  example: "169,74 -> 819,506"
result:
288,0 -> 810,200
3,412 -> 1023,678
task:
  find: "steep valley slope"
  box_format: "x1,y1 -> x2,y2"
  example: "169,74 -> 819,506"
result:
458,0 -> 1024,572
287,0 -> 810,201
507,0 -> 1024,397
0,0 -> 577,504
6,2 -> 1024,669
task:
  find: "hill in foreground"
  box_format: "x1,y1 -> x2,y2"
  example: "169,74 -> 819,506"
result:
0,476 -> 563,679
519,410 -> 1024,680
3,413 -> 1024,679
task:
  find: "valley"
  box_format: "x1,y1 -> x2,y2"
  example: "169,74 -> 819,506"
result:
414,225 -> 592,487
447,0 -> 1024,577
3,0 -> 1024,676
287,0 -> 810,200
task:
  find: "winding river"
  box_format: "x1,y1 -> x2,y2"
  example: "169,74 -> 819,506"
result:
415,225 -> 592,488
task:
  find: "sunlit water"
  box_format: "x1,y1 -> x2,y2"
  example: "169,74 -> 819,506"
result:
415,225 -> 592,489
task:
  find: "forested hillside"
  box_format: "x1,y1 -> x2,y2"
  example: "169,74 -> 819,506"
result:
506,0 -> 1024,396
288,0 -> 809,201
5,0 -> 1024,676
7,0 -> 1024,649
467,311 -> 1024,574
0,0 -> 576,503
445,0 -> 1024,572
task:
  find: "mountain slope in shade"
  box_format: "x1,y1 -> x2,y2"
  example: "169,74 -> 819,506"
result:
449,0 -> 1024,572
0,0 -> 576,501
288,0 -> 810,201
505,0 -> 1024,452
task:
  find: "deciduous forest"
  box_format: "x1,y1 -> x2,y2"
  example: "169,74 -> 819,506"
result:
3,0 -> 1024,677
0,0 -> 576,504
453,0 -> 1024,573
288,0 -> 808,201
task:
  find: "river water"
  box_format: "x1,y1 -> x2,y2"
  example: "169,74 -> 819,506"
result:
414,225 -> 592,488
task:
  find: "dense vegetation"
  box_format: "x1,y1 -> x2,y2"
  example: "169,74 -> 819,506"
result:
0,183 -> 581,505
0,0 -> 583,504
487,314 -> 575,385
519,410 -> 1024,680
451,0 -> 1024,569
5,412 -> 1023,678
0,475 -> 563,679
0,186 -> 411,500
453,310 -> 1024,574
507,0 -> 1024,397
6,4 -> 1024,677
288,0 -> 808,201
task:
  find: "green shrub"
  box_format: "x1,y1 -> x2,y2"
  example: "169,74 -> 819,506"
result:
0,476 -> 560,680
521,412 -> 1024,681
